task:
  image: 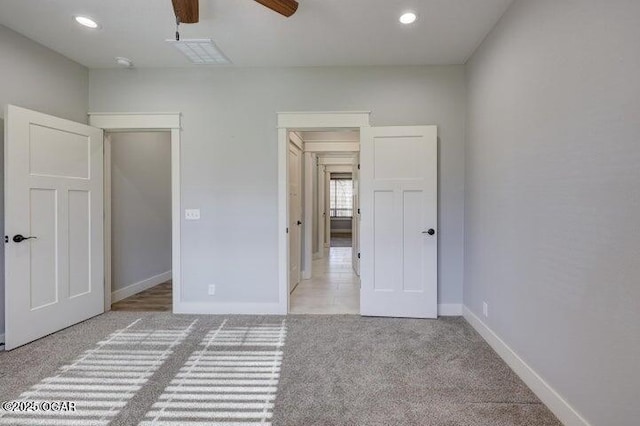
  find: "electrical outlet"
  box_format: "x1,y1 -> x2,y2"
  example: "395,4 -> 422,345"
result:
208,285 -> 216,296
482,302 -> 489,318
185,209 -> 200,220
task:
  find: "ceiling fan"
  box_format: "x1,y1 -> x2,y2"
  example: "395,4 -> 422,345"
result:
171,0 -> 299,24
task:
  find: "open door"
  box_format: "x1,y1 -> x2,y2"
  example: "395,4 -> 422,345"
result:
360,126 -> 438,318
288,140 -> 303,292
4,105 -> 104,350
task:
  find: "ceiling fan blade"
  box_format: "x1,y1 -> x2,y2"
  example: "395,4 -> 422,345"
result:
254,0 -> 299,17
172,0 -> 199,23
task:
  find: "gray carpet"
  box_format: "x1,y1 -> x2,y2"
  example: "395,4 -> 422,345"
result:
0,313 -> 561,425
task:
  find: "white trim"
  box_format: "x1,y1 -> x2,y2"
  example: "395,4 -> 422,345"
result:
289,131 -> 304,151
89,113 -> 181,130
319,157 -> 357,166
463,306 -> 591,426
325,165 -> 353,173
438,304 -> 462,316
277,111 -> 371,129
324,168 -> 331,247
175,302 -> 285,315
317,163 -> 325,259
103,135 -> 112,311
111,271 -> 172,303
91,113 -> 181,314
170,128 -> 181,314
304,142 -> 360,152
278,111 -> 370,314
302,152 -> 313,280
278,128 -> 289,314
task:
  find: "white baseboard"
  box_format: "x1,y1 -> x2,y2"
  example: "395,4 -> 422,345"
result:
111,271 -> 172,303
174,301 -> 286,315
463,306 -> 590,426
438,304 -> 462,316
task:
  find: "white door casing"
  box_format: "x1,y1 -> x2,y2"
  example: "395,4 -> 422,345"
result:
5,105 -> 104,350
352,157 -> 361,276
360,126 -> 438,318
288,140 -> 303,292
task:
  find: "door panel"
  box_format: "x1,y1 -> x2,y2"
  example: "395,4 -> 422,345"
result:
360,126 -> 437,318
5,105 -> 104,350
288,140 -> 302,292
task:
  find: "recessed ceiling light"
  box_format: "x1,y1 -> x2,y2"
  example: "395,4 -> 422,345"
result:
74,16 -> 99,29
399,12 -> 417,25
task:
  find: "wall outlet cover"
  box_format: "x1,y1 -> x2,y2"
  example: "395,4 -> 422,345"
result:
483,302 -> 489,317
185,209 -> 201,220
208,284 -> 216,295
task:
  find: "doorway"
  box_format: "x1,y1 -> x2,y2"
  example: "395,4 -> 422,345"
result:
287,130 -> 361,314
107,131 -> 173,312
278,112 -> 439,319
88,112 -> 182,315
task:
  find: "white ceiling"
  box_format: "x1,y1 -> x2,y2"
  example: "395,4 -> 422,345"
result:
0,0 -> 513,68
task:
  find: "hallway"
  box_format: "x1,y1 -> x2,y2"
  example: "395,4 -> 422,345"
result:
290,247 -> 360,314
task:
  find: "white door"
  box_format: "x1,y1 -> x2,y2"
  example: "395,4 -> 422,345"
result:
352,158 -> 361,276
360,126 -> 438,318
288,141 -> 302,292
4,105 -> 104,350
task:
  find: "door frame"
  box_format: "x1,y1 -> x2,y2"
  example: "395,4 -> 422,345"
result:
88,113 -> 181,312
277,111 -> 371,313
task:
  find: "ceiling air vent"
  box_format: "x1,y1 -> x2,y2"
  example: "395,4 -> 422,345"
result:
166,39 -> 231,65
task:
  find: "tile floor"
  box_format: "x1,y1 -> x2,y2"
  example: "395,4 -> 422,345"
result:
290,247 -> 360,314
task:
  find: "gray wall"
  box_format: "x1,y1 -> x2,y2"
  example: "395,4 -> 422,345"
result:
0,24 -> 88,339
0,25 -> 88,123
110,132 -> 172,292
89,66 -> 466,306
465,1 -> 640,425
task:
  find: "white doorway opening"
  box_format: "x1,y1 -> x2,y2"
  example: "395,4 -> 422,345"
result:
88,113 -> 182,313
278,111 -> 370,314
290,131 -> 361,314
106,131 -> 173,312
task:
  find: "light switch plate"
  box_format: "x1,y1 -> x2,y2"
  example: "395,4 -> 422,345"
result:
185,209 -> 200,220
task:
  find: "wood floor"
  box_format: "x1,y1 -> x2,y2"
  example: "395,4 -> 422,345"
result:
111,281 -> 172,312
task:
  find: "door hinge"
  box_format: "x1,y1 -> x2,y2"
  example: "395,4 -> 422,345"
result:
357,208 -> 360,215
357,164 -> 360,170
4,236 -> 8,243
286,227 -> 289,234
357,252 -> 361,259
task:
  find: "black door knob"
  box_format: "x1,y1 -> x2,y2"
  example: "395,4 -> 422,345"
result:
422,229 -> 435,236
297,221 -> 303,226
13,234 -> 37,243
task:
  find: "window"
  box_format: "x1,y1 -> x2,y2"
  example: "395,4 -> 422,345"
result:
330,179 -> 353,217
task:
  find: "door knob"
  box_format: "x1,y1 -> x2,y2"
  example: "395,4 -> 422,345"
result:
422,229 -> 435,236
297,221 -> 303,226
13,234 -> 37,243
